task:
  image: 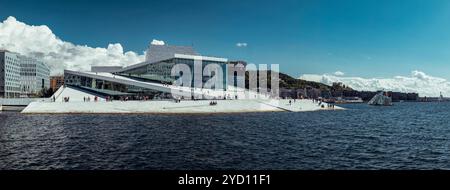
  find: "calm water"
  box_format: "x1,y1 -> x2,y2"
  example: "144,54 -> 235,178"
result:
1,102 -> 450,170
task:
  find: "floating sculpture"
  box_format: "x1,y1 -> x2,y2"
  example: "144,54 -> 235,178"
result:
368,91 -> 393,106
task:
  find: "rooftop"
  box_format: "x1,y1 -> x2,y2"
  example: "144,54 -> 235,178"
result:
119,44 -> 227,72
145,44 -> 199,63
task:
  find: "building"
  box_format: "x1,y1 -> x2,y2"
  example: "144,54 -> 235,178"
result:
0,50 -> 50,98
50,75 -> 64,92
20,55 -> 51,96
117,44 -> 227,87
64,44 -> 233,100
227,60 -> 247,88
0,50 -> 22,98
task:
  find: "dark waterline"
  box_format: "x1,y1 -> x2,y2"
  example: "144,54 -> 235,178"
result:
1,102 -> 450,170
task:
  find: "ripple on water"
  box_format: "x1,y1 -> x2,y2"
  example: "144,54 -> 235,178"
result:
1,102 -> 450,169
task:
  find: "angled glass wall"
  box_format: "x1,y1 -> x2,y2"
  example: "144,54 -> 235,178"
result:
117,58 -> 228,90
64,72 -> 172,99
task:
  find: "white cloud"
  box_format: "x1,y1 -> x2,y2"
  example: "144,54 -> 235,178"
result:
0,16 -> 145,75
236,42 -> 247,47
150,39 -> 165,46
334,71 -> 345,76
299,70 -> 450,97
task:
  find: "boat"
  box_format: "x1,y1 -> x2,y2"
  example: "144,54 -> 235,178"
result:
334,97 -> 364,104
368,91 -> 392,106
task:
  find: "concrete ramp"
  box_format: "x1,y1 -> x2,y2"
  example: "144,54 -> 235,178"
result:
53,86 -> 105,102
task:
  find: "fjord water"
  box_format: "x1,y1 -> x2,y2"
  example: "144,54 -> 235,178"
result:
1,102 -> 449,170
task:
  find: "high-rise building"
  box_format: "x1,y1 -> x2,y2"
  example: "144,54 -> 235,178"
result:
0,50 -> 50,98
20,55 -> 51,96
0,50 -> 22,98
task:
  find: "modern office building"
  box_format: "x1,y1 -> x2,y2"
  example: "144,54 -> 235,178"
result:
20,55 -> 51,96
0,50 -> 22,98
0,50 -> 50,98
50,75 -> 64,92
64,44 -> 239,100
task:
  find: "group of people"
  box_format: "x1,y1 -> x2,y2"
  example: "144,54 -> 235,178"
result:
314,99 -> 335,109
105,96 -> 114,102
209,101 -> 218,106
311,99 -> 325,107
63,97 -> 70,102
118,96 -> 151,101
286,98 -> 336,109
83,96 -> 98,102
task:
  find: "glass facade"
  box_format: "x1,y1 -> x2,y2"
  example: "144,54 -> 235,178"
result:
118,60 -> 176,83
0,51 -> 50,98
116,58 -> 228,90
64,73 -> 172,99
20,56 -> 50,95
0,51 -> 22,98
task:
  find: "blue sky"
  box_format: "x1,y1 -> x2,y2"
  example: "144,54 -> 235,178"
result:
1,0 -> 450,79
